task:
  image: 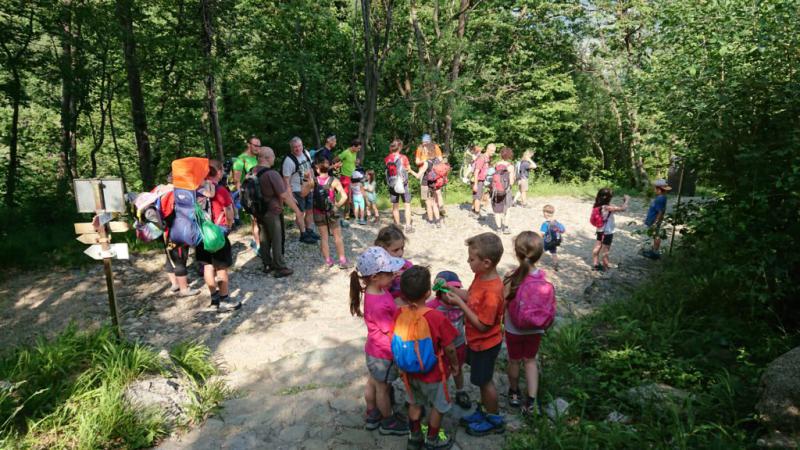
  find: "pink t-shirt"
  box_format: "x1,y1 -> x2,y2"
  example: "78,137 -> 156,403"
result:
364,290 -> 398,360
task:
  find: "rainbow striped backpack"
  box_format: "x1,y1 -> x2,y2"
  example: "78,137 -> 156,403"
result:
391,306 -> 437,374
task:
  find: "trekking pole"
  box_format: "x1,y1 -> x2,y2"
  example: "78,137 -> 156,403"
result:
668,162 -> 686,257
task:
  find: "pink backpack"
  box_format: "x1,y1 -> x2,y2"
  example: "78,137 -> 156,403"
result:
590,206 -> 606,228
507,270 -> 556,331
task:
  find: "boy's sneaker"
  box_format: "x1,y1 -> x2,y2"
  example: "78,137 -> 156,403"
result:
407,430 -> 424,450
455,391 -> 471,410
364,408 -> 382,431
466,414 -> 505,436
459,408 -> 486,427
216,296 -> 242,313
425,432 -> 454,449
378,413 -> 409,436
508,390 -> 521,408
207,292 -> 221,311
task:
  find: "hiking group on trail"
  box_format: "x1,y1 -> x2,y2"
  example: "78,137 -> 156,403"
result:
128,133 -> 673,449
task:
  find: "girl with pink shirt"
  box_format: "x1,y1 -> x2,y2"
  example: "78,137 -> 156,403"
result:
349,246 -> 409,435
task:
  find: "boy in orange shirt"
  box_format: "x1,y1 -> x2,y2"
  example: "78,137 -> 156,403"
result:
442,232 -> 505,436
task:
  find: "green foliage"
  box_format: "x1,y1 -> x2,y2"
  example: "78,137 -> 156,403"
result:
0,326 -> 228,448
510,252 -> 799,448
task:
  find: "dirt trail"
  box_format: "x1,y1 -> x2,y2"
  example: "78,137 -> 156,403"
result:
0,195 -> 662,449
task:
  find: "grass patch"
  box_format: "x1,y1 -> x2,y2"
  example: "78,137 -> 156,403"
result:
506,255 -> 799,449
0,326 -> 229,448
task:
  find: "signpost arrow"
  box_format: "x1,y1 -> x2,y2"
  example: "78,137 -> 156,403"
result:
83,243 -> 129,260
108,221 -> 130,233
76,233 -> 101,245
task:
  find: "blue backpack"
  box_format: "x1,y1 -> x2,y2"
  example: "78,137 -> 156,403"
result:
168,188 -> 201,246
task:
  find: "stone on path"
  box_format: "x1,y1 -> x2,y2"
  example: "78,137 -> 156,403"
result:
756,346 -> 800,432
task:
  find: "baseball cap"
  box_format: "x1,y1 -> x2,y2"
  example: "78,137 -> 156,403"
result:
422,134 -> 432,143
436,270 -> 462,288
653,179 -> 672,190
357,246 -> 406,277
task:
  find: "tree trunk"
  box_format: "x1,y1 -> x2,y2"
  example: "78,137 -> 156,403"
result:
107,78 -> 127,191
89,54 -> 108,178
201,0 -> 224,163
5,70 -> 21,207
442,0 -> 469,155
294,19 -> 321,149
358,0 -> 393,162
116,0 -> 154,189
59,4 -> 76,192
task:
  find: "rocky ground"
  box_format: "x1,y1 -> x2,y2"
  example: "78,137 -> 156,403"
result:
0,195 -> 666,449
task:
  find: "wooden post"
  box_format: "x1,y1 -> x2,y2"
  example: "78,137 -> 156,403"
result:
668,162 -> 686,257
93,181 -> 122,338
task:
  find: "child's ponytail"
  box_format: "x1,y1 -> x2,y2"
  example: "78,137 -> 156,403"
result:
349,270 -> 365,317
505,231 -> 544,301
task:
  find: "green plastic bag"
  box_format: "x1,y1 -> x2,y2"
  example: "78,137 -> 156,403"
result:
195,204 -> 225,253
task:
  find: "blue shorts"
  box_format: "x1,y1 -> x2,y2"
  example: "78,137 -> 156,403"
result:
353,195 -> 365,210
292,191 -> 313,212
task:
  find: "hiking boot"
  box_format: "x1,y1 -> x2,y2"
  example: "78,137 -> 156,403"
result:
299,231 -> 317,244
207,292 -> 221,311
177,288 -> 200,297
216,296 -> 242,313
308,229 -> 321,240
466,414 -> 505,436
459,408 -> 486,427
273,268 -> 294,278
407,430 -> 424,450
455,391 -> 471,410
378,413 -> 409,436
508,390 -> 521,408
425,432 -> 453,450
365,408 -> 382,431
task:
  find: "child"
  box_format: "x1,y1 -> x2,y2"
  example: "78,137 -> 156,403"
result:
349,246 -> 409,435
491,147 -> 515,234
197,161 -> 241,312
374,224 -> 413,299
397,266 -> 459,450
442,232 -> 506,436
504,231 -> 554,415
513,150 -> 536,207
591,188 -> 630,271
427,271 -> 471,410
312,154 -> 351,268
539,204 -> 565,271
364,170 -> 380,223
643,179 -> 671,260
351,169 -> 367,225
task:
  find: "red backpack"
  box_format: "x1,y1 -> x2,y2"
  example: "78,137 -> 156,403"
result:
590,206 -> 606,228
492,163 -> 511,196
425,158 -> 451,190
507,270 -> 556,331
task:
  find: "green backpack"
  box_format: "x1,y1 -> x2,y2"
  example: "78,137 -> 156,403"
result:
195,204 -> 225,252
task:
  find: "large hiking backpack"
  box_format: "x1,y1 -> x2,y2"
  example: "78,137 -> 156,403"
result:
283,150 -> 312,178
492,163 -> 511,197
507,270 -> 556,331
131,189 -> 168,242
168,188 -> 201,246
385,154 -> 406,194
241,167 -> 271,215
391,306 -> 438,374
544,221 -> 563,247
590,206 -> 606,228
425,158 -> 451,190
312,176 -> 335,213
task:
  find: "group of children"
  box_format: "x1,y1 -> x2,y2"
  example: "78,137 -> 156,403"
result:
349,225 -> 557,449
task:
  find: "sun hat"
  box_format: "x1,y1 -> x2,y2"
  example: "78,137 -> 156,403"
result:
421,134 -> 432,144
357,246 -> 406,277
653,179 -> 672,190
436,270 -> 462,288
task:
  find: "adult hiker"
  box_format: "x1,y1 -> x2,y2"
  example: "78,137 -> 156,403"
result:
232,135 -> 262,252
255,147 -> 309,277
316,134 -> 337,165
282,136 -> 319,244
414,134 -> 443,212
384,139 -> 419,233
472,143 -> 495,221
337,139 -> 361,223
514,150 -> 536,207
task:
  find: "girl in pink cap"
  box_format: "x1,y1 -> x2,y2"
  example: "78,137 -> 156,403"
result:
349,246 -> 409,436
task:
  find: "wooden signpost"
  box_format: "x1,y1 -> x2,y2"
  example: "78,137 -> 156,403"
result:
73,178 -> 129,338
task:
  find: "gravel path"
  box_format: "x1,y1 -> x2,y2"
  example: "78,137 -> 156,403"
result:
0,195 -> 664,449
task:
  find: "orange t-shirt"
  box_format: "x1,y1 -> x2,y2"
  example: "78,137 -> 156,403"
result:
465,274 -> 504,351
415,144 -> 443,166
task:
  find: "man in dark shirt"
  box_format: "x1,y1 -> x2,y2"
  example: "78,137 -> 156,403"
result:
254,147 -> 308,277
